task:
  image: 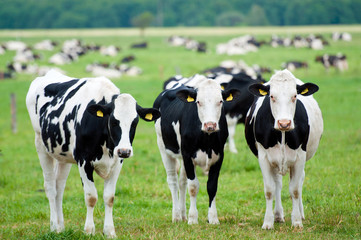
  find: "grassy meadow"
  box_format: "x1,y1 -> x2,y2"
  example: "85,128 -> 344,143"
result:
0,26 -> 360,239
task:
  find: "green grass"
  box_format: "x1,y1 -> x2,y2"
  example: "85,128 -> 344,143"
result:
0,26 -> 360,239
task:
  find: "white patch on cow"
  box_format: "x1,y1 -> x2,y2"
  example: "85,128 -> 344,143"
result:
192,149 -> 219,175
195,79 -> 223,132
226,114 -> 239,153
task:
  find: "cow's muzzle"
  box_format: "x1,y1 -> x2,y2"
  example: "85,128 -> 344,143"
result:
203,122 -> 218,133
277,119 -> 292,131
118,148 -> 132,158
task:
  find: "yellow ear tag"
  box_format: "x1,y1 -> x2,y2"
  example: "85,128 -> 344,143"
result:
301,88 -> 309,95
96,110 -> 104,117
221,85 -> 225,90
259,89 -> 268,96
187,96 -> 195,102
145,113 -> 153,121
226,93 -> 233,101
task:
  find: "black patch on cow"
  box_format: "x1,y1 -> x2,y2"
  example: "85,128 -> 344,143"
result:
35,95 -> 40,114
222,72 -> 262,124
245,96 -> 310,157
39,79 -> 86,152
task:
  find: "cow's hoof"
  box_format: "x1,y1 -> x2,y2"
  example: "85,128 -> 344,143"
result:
262,222 -> 274,230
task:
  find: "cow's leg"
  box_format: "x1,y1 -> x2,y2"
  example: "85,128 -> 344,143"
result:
187,175 -> 199,224
226,115 -> 238,153
159,151 -> 181,221
207,157 -> 223,224
155,121 -> 182,222
258,151 -> 275,230
78,161 -> 97,235
289,158 -> 306,228
55,162 -> 72,232
273,171 -> 284,223
179,161 -> 187,221
182,154 -> 198,224
103,160 -> 122,238
35,135 -> 59,232
299,169 -> 305,220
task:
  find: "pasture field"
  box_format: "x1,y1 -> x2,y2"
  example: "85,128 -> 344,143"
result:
0,26 -> 360,239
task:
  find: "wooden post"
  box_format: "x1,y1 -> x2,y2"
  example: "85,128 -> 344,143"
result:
159,65 -> 164,80
10,93 -> 17,133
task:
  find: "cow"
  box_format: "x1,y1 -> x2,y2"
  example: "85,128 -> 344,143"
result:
26,70 -> 160,237
244,69 -> 323,229
281,61 -> 308,72
153,76 -> 240,224
315,54 -> 348,72
131,42 -> 147,49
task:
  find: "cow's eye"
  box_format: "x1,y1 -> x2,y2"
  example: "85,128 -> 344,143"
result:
270,95 -> 275,102
292,95 -> 297,102
196,101 -> 201,106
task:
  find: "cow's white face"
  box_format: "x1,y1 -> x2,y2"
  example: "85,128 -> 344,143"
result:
176,79 -> 240,134
268,75 -> 298,131
111,94 -> 138,158
248,69 -> 319,132
87,94 -> 160,159
196,80 -> 224,133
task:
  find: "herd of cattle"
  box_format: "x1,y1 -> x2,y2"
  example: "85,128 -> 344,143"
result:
3,29 -> 352,237
1,31 -> 352,80
0,39 -> 145,79
26,41 -> 324,237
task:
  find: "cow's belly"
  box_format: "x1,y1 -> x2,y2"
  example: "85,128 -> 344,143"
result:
258,142 -> 303,176
192,149 -> 219,174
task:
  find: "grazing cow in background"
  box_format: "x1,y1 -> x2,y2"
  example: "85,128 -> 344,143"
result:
131,42 -> 147,48
121,55 -> 135,63
245,69 -> 323,229
315,53 -> 348,72
26,70 -> 160,237
34,39 -> 58,51
281,61 -> 308,72
153,76 -> 240,224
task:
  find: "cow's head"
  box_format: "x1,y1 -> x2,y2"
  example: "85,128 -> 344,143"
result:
176,79 -> 240,134
248,69 -> 318,131
87,94 -> 160,159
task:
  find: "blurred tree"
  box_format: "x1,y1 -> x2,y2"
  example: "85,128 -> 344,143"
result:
131,11 -> 154,36
247,4 -> 269,26
216,11 -> 245,26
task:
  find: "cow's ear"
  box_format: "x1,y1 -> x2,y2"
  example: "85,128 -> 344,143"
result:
222,88 -> 241,102
87,104 -> 111,118
176,89 -> 197,103
297,83 -> 319,96
136,105 -> 161,122
248,83 -> 270,96
220,83 -> 228,90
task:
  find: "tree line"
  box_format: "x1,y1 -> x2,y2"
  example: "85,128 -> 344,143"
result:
0,0 -> 360,29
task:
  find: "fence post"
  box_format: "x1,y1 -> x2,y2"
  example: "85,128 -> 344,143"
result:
10,93 -> 17,134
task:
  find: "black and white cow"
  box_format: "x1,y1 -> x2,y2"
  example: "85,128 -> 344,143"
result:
245,69 -> 323,229
26,70 -> 160,237
153,76 -> 240,224
315,54 -> 348,72
281,61 -> 308,72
